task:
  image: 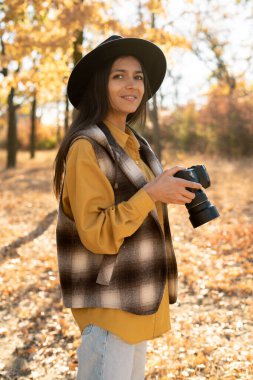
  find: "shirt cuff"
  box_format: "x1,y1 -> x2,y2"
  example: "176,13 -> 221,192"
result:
129,188 -> 156,219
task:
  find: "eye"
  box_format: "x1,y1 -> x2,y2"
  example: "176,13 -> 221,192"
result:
113,74 -> 124,79
135,75 -> 144,80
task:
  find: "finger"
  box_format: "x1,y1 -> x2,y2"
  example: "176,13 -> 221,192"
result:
178,179 -> 202,190
182,189 -> 195,200
176,195 -> 192,204
184,198 -> 193,204
172,199 -> 187,205
166,166 -> 186,176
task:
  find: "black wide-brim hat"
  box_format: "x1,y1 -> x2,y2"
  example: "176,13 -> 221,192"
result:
67,35 -> 167,109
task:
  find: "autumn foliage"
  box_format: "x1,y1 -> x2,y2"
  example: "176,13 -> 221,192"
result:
159,84 -> 253,157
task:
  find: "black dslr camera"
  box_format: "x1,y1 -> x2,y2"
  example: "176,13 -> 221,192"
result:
174,165 -> 219,228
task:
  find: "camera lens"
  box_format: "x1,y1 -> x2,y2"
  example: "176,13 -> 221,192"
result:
174,165 -> 219,228
184,189 -> 219,228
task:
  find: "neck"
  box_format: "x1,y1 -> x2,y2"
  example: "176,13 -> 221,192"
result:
104,113 -> 127,131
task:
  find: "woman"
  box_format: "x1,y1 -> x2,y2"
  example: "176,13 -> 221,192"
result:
54,35 -> 201,380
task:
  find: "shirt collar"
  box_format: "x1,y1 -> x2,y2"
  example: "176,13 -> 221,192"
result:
102,119 -> 140,151
125,125 -> 140,151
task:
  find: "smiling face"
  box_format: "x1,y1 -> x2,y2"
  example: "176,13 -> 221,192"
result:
106,56 -> 145,122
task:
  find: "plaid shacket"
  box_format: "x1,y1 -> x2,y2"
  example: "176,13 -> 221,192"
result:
56,123 -> 178,315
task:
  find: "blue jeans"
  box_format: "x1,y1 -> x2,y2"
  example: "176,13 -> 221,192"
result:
77,324 -> 147,380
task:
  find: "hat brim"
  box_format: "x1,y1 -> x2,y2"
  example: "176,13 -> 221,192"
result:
67,37 -> 167,109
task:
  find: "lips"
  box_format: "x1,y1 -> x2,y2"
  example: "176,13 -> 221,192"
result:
121,95 -> 137,102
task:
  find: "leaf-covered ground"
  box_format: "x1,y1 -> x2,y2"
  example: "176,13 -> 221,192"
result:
0,149 -> 252,380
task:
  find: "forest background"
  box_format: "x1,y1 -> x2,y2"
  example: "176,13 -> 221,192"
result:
0,0 -> 252,379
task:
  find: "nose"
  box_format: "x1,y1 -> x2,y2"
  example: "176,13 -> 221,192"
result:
125,77 -> 136,89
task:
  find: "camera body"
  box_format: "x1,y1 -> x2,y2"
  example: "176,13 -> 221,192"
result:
174,165 -> 219,228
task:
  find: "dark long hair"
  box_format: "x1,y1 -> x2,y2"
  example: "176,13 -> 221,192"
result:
53,55 -> 152,199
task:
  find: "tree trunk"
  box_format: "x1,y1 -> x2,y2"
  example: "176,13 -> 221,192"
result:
64,90 -> 69,134
148,94 -> 162,160
71,29 -> 83,121
30,91 -> 36,159
6,87 -> 18,168
56,102 -> 61,145
149,12 -> 162,160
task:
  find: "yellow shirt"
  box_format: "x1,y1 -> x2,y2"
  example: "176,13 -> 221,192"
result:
62,120 -> 171,344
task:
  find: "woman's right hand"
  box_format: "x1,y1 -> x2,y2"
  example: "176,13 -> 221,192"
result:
143,166 -> 202,205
